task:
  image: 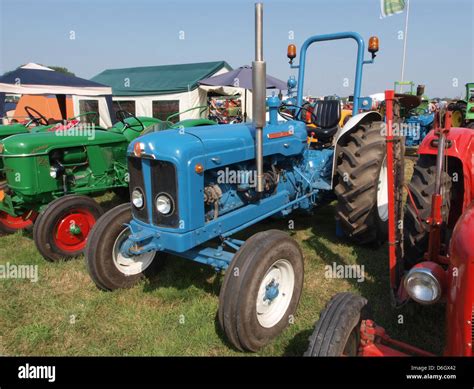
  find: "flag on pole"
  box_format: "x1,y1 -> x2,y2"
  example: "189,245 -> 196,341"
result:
380,0 -> 406,17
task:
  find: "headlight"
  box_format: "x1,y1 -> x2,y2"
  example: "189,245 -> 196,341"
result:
404,265 -> 443,305
131,188 -> 144,209
49,166 -> 58,178
156,194 -> 173,215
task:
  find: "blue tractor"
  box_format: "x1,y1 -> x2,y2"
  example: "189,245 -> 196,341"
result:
393,83 -> 435,148
85,3 -> 394,351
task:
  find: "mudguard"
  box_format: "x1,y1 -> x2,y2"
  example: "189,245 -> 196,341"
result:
418,127 -> 474,208
445,201 -> 474,356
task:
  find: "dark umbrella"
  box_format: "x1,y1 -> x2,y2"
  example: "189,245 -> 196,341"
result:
199,65 -> 287,121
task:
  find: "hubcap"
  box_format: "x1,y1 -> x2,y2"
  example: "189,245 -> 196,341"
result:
112,228 -> 155,276
54,210 -> 95,252
377,157 -> 389,222
256,259 -> 295,328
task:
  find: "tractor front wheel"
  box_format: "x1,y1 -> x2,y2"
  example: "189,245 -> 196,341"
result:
218,230 -> 304,352
85,203 -> 163,291
305,292 -> 367,356
0,210 -> 38,234
33,195 -> 104,261
335,121 -> 404,245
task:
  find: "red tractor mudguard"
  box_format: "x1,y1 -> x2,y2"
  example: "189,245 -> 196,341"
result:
445,201 -> 474,356
418,127 -> 474,208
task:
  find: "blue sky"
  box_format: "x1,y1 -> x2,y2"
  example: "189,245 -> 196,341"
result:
0,0 -> 472,98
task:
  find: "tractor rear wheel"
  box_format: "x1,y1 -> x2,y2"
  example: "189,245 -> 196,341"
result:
85,203 -> 163,291
218,230 -> 304,352
33,195 -> 104,261
335,121 -> 404,245
403,155 -> 452,267
449,102 -> 466,127
304,292 -> 367,356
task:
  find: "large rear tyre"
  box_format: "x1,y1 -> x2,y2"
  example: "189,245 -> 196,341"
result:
403,155 -> 452,267
33,195 -> 103,261
335,121 -> 404,245
304,292 -> 367,356
448,102 -> 466,127
85,203 -> 163,291
218,230 -> 304,352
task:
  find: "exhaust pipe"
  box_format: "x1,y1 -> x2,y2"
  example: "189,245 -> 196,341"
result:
253,2 -> 266,193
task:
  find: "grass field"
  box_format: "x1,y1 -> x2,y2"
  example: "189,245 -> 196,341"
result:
0,160 -> 445,356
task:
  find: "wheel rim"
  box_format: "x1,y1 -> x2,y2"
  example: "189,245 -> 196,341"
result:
451,111 -> 463,127
342,328 -> 359,356
112,227 -> 155,276
256,259 -> 295,328
53,208 -> 96,252
377,157 -> 389,222
0,210 -> 37,230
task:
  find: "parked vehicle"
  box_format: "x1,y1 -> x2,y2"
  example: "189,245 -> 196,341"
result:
85,3 -> 395,351
306,91 -> 474,356
449,82 -> 474,128
0,108 -> 214,262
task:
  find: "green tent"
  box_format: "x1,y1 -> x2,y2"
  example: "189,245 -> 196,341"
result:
92,61 -> 231,96
87,61 -> 232,122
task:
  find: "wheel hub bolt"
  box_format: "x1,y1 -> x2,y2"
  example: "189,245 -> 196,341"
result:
69,224 -> 81,235
264,279 -> 280,302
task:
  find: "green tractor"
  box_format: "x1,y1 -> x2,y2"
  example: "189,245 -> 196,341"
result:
0,108 -> 215,262
0,106 -> 82,140
449,83 -> 474,128
0,109 -> 101,175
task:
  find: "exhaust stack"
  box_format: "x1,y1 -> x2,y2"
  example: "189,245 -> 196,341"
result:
253,2 -> 266,193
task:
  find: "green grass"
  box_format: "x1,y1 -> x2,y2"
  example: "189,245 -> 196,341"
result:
0,160 -> 445,356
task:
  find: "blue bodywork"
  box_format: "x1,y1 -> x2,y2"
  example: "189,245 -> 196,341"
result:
120,31 -> 377,271
124,119 -> 334,269
404,112 -> 434,147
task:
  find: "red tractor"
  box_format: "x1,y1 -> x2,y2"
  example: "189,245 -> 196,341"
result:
305,90 -> 474,356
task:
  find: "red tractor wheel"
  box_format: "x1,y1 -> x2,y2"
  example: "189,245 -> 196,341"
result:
0,210 -> 38,234
33,195 -> 104,262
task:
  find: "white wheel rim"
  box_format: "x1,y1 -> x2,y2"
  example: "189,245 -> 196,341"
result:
377,157 -> 389,221
112,228 -> 155,276
256,259 -> 295,328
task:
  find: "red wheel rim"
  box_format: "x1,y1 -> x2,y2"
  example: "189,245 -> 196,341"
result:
0,210 -> 38,230
53,208 -> 97,253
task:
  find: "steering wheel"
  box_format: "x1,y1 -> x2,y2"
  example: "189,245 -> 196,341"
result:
116,110 -> 145,133
278,103 -> 317,124
24,106 -> 49,126
166,105 -> 209,123
69,111 -> 99,124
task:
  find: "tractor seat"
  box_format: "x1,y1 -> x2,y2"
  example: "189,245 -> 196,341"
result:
310,100 -> 341,140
